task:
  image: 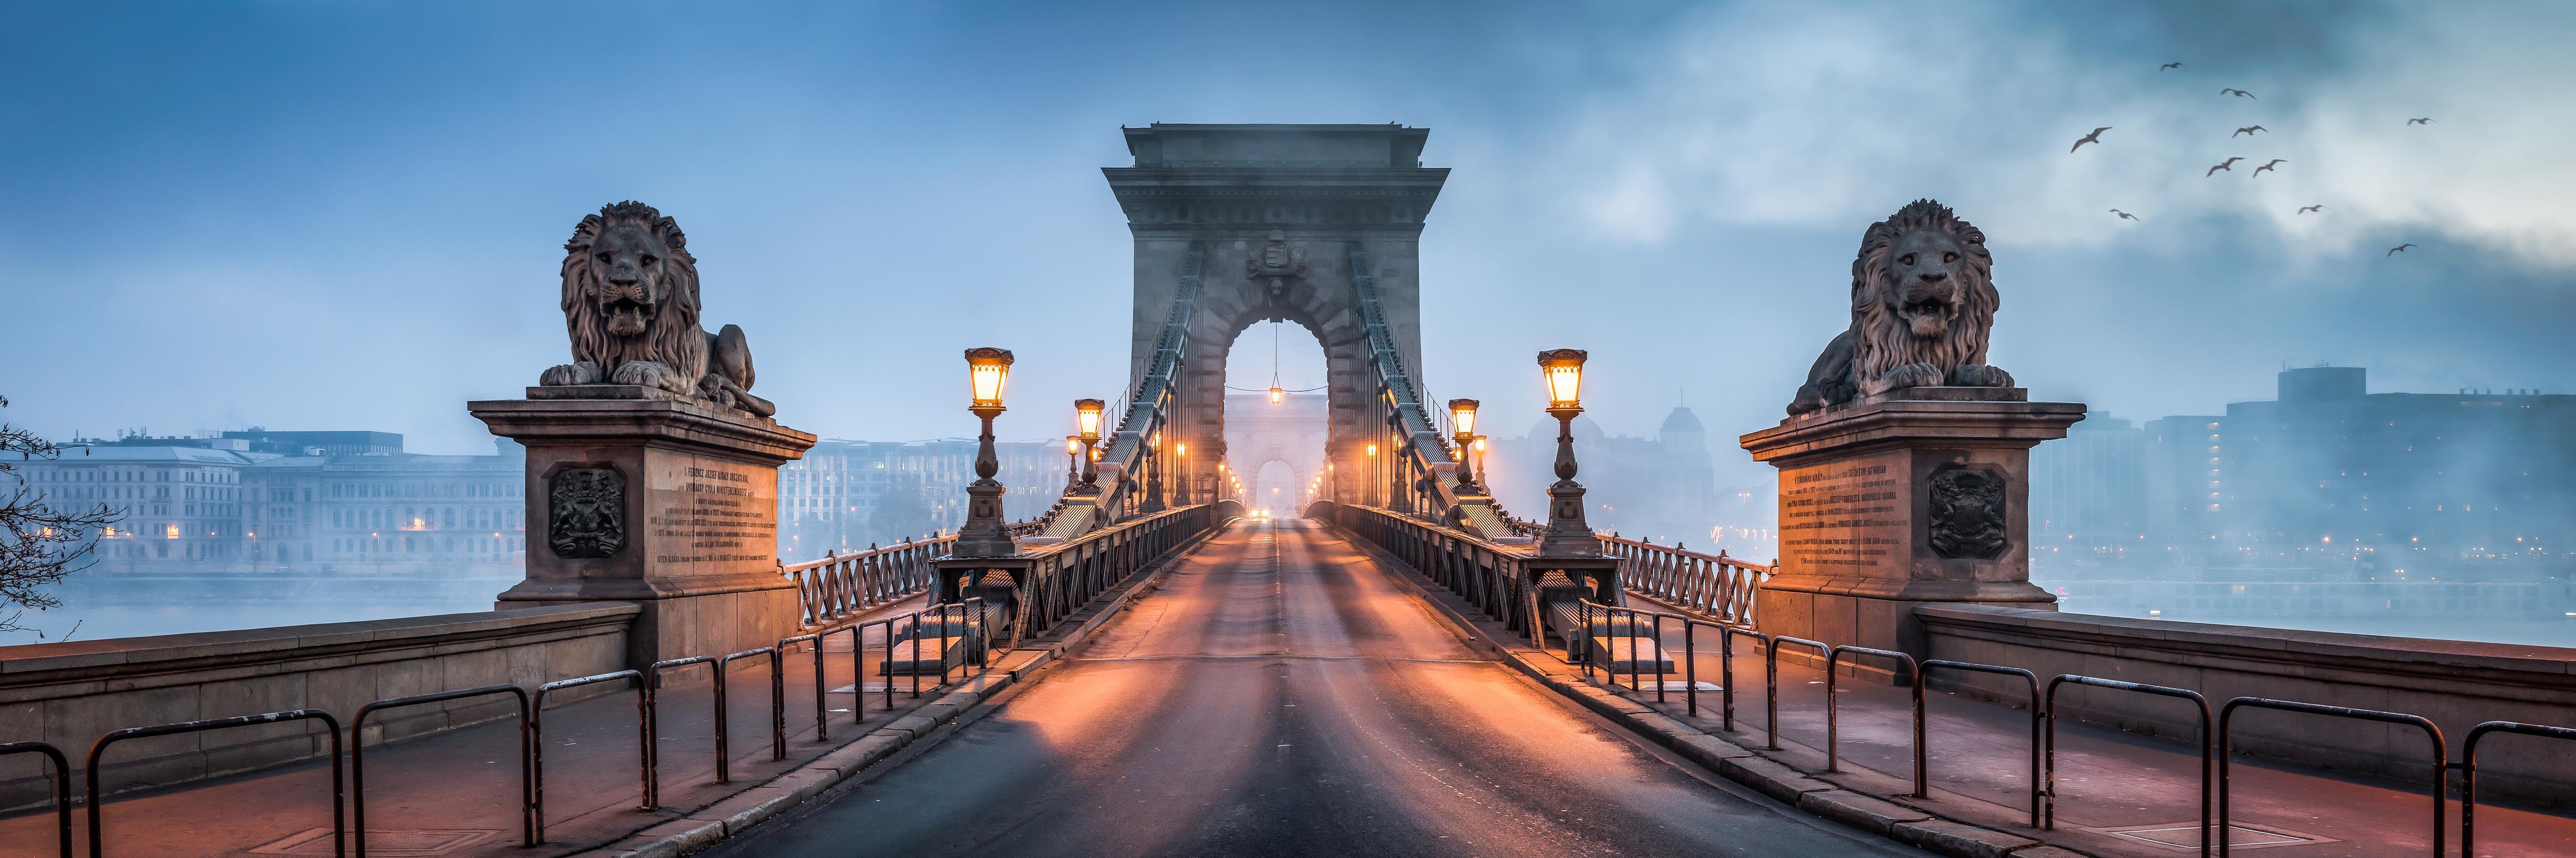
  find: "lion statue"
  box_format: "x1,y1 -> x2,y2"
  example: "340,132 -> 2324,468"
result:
1786,199 -> 2012,416
539,201 -> 775,419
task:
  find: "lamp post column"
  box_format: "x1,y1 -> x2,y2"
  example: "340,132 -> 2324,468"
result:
1536,349 -> 1598,557
955,348 -> 1017,559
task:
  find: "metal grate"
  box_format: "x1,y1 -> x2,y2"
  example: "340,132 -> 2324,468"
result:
252,828 -> 496,856
2094,822 -> 2327,852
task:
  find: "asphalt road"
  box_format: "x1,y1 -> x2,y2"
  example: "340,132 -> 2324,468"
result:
715,518 -> 1915,857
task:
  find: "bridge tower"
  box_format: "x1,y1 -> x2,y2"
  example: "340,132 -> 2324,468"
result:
1104,124 -> 1445,510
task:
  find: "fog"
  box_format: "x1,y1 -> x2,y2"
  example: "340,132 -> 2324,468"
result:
6,2 -> 2576,647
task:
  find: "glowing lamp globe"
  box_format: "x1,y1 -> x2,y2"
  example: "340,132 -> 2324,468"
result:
965,348 -> 1014,409
1537,349 -> 1586,409
1074,398 -> 1104,440
1448,398 -> 1479,439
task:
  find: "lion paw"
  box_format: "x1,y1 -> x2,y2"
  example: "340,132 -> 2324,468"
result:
609,361 -> 688,393
540,362 -> 601,386
1947,363 -> 2014,388
1884,362 -> 1946,391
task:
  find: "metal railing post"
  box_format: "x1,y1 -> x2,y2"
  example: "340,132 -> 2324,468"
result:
88,710 -> 346,858
2218,698 -> 2443,858
350,685 -> 533,854
2044,675 -> 2211,856
0,742 -> 73,858
2461,720 -> 2576,855
1918,660 -> 2041,827
531,669 -> 647,840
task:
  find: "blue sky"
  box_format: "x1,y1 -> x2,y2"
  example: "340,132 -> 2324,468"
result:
4,1 -> 2571,488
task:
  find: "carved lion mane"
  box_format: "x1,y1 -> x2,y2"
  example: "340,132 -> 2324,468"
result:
538,201 -> 775,418
1787,199 -> 2012,416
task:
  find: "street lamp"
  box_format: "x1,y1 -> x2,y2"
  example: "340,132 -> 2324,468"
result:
1449,398 -> 1483,494
1536,348 -> 1597,556
954,347 -> 1017,558
1063,436 -> 1082,493
1174,441 -> 1189,505
1143,428 -> 1166,514
1073,398 -> 1104,495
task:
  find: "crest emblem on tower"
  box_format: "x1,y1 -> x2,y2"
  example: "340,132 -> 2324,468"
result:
1245,229 -> 1310,298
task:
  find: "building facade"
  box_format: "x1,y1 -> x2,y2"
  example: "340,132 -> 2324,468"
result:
2030,367 -> 2576,575
778,439 -> 1068,562
17,431 -> 526,575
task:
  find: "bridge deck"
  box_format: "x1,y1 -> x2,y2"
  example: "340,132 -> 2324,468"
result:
714,519 -> 1912,857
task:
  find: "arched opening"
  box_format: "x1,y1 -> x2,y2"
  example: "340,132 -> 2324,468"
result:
1216,320 -> 1331,514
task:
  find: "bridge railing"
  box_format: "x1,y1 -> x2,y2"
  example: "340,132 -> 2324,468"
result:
1005,503 -> 1228,647
776,521 -> 1041,629
1596,534 -> 1771,627
1321,502 -> 1535,635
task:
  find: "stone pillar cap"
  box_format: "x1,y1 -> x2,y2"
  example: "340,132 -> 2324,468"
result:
1740,389 -> 2083,465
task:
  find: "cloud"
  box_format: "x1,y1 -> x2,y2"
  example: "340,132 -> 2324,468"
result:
1559,2 -> 2576,268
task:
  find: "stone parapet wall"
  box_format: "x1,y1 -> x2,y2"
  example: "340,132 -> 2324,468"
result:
0,603 -> 635,808
1919,604 -> 2576,809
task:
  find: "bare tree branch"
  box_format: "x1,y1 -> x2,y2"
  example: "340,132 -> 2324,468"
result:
1,393 -> 124,633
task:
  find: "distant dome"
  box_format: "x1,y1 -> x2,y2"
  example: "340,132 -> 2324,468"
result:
1660,407 -> 1705,435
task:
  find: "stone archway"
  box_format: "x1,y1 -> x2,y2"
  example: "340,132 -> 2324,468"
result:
1105,123 -> 1446,501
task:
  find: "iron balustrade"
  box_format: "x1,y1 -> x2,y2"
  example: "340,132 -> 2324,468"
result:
2461,720 -> 2576,855
86,709 -> 345,858
347,685 -> 532,856
778,535 -> 952,628
531,669 -> 648,841
1916,660 -> 2041,827
0,741 -> 71,858
2045,675 -> 2211,857
1599,534 -> 1771,627
2217,698 -> 2443,858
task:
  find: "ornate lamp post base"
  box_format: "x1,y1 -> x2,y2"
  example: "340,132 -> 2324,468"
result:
954,403 -> 1019,559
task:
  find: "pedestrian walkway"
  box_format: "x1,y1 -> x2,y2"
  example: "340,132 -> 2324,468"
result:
0,594 -> 986,858
1590,596 -> 2576,858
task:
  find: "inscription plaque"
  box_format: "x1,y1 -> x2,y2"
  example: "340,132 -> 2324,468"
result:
649,464 -> 777,567
1778,457 -> 1906,570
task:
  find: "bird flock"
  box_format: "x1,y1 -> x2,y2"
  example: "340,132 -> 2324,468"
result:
2077,62 -> 2430,259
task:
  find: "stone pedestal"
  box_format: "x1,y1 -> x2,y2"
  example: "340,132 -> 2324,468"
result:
471,386 -> 817,669
1739,388 -> 2082,660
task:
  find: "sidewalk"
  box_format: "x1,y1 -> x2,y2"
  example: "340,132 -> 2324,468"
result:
0,595 -> 986,857
1605,601 -> 2576,858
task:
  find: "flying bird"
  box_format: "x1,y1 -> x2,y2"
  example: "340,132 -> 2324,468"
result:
2388,243 -> 2417,256
2161,62 -> 2184,71
2252,158 -> 2287,176
2407,117 -> 2434,125
2207,157 -> 2245,176
2109,209 -> 2140,222
2221,88 -> 2256,99
2298,204 -> 2325,214
2233,126 -> 2267,137
2070,127 -> 2112,153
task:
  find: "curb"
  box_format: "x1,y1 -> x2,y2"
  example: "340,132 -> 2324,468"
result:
589,520 -> 1237,857
1332,522 -> 2097,858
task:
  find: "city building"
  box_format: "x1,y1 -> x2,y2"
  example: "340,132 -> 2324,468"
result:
2030,413 -> 2147,559
2031,366 -> 2576,575
19,430 -> 526,575
778,438 -> 1068,562
20,445 -> 265,565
